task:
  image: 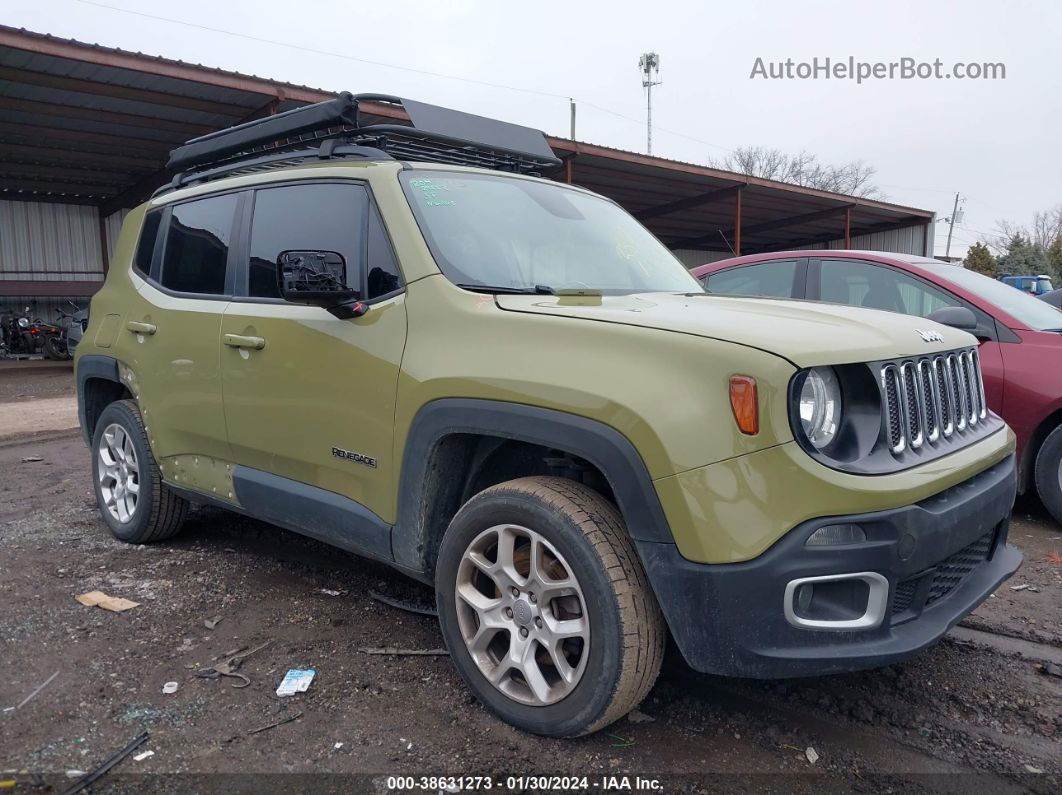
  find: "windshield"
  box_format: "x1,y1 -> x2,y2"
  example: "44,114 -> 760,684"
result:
1038,277 -> 1054,293
401,170 -> 702,294
926,264 -> 1062,330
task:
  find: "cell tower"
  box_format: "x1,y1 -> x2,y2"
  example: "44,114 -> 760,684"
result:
638,52 -> 662,155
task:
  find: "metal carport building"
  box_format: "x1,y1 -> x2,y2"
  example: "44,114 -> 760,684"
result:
0,25 -> 936,319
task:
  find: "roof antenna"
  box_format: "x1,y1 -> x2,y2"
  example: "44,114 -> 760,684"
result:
718,230 -> 736,256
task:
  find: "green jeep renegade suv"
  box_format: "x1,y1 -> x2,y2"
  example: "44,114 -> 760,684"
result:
75,94 -> 1020,736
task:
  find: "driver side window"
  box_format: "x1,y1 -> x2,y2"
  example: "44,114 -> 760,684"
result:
817,259 -> 959,318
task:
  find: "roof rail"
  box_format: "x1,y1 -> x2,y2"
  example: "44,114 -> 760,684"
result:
160,92 -> 561,195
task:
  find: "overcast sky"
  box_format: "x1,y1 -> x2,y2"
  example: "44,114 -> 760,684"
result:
8,0 -> 1061,256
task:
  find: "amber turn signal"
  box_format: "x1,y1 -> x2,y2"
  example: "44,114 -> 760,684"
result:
729,375 -> 759,435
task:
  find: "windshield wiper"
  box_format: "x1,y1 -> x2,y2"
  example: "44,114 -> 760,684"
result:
456,284 -> 556,295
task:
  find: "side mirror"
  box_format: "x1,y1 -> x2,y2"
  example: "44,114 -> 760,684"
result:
278,250 -> 366,319
927,306 -> 977,331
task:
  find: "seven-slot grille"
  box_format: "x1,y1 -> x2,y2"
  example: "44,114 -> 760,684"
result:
881,349 -> 987,455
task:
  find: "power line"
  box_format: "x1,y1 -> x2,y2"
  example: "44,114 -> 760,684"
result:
73,0 -> 571,101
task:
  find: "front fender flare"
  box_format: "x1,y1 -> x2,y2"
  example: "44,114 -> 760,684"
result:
392,398 -> 675,572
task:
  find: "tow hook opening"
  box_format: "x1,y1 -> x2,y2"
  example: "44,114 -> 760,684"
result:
784,572 -> 889,631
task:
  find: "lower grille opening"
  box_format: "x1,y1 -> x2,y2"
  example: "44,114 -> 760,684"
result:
891,528 -> 996,617
926,530 -> 995,606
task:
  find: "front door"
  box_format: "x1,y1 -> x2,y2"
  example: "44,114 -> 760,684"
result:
219,181 -> 407,526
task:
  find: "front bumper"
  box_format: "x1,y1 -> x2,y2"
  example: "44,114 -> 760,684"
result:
638,454 -> 1020,677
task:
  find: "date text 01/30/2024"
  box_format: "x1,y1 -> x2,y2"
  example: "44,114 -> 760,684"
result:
385,775 -> 663,791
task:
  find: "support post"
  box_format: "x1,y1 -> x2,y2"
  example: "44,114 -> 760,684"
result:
564,156 -> 573,184
98,211 -> 110,274
844,206 -> 851,248
734,189 -> 743,255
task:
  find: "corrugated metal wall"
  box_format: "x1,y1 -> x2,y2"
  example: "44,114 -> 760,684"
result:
790,225 -> 931,256
104,209 -> 129,264
0,200 -> 104,282
672,223 -> 931,269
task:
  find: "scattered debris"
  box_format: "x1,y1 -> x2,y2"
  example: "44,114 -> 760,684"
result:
358,647 -> 449,656
20,456 -> 43,463
319,588 -> 344,597
276,669 -> 316,697
805,747 -> 820,765
1010,584 -> 1031,592
627,709 -> 655,724
162,682 -> 178,695
1035,661 -> 1062,678
1024,764 -> 1044,774
64,771 -> 86,779
132,751 -> 154,762
194,640 -> 272,688
369,589 -> 438,616
333,742 -> 344,750
247,711 -> 302,735
1045,550 -> 1062,564
14,670 -> 59,710
75,591 -> 139,613
606,732 -> 635,748
60,731 -> 149,795
203,616 -> 223,630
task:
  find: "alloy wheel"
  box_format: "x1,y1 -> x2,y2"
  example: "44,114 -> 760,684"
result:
98,423 -> 141,523
455,524 -> 589,706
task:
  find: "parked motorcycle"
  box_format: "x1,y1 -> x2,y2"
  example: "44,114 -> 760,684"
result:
35,317 -> 68,360
55,301 -> 85,360
0,309 -> 35,357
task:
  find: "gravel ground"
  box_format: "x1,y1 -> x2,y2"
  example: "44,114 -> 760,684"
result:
0,368 -> 1058,793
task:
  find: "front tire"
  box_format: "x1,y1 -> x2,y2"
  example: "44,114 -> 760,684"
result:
435,476 -> 665,737
1034,425 -> 1062,526
91,400 -> 188,544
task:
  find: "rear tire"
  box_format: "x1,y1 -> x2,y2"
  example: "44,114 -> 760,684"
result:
91,399 -> 188,543
44,336 -> 64,360
1034,424 -> 1062,526
435,476 -> 665,737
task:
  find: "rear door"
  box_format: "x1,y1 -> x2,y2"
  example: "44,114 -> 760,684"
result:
809,257 -> 1006,409
219,180 -> 407,526
123,193 -> 239,464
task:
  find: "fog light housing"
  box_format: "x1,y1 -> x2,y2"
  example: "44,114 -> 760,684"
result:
783,572 -> 888,630
805,523 -> 866,546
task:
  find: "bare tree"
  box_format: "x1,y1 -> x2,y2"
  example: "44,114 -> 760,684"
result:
710,146 -> 882,198
983,205 -> 1062,256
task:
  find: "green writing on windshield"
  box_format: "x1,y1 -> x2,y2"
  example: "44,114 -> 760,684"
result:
409,178 -> 456,207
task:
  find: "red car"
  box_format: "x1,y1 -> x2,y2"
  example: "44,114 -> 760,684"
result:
692,251 -> 1062,524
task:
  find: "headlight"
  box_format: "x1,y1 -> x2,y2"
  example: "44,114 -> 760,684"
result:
798,367 -> 841,449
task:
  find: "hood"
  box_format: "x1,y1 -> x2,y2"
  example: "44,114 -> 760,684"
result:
495,293 -> 975,367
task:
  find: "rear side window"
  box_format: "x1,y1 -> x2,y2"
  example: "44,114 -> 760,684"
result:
247,184 -> 370,299
134,210 -> 162,276
160,194 -> 238,294
706,260 -> 798,298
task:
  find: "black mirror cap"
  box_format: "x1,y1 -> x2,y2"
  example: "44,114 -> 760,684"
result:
927,306 -> 978,331
278,250 -> 360,307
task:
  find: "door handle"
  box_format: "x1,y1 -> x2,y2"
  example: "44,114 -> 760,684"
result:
223,333 -> 266,350
125,321 -> 157,335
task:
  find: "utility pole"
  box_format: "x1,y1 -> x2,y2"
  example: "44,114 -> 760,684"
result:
638,52 -> 661,155
569,98 -> 576,140
944,192 -> 964,258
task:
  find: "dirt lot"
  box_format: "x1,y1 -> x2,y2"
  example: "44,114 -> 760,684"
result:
0,366 -> 1059,793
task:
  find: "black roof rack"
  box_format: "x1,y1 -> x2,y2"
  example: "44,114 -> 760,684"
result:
157,92 -> 561,196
